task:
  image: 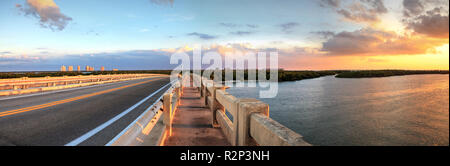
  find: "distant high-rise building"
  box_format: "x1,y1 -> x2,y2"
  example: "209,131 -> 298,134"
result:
68,66 -> 73,71
101,66 -> 105,71
91,66 -> 95,71
77,65 -> 81,72
85,65 -> 90,71
60,65 -> 66,72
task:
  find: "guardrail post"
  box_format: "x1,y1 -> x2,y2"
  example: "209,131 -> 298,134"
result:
163,93 -> 173,136
237,101 -> 269,146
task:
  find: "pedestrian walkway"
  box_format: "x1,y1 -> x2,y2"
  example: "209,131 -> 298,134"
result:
162,81 -> 230,146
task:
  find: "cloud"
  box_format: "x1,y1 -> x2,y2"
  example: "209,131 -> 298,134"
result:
16,0 -> 72,31
401,0 -> 449,38
0,55 -> 41,65
0,51 -> 13,55
279,22 -> 299,33
320,0 -> 341,8
219,23 -> 239,28
321,28 -> 448,56
230,31 -> 254,36
219,23 -> 260,29
402,0 -> 449,17
403,0 -> 425,17
407,12 -> 449,38
187,32 -> 217,40
321,0 -> 388,23
311,31 -> 336,39
246,24 -> 259,28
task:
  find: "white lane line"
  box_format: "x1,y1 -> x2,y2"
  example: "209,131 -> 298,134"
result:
105,80 -> 176,146
0,77 -> 160,101
65,82 -> 172,146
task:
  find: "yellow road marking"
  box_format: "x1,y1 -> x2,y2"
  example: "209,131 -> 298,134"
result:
0,77 -> 167,118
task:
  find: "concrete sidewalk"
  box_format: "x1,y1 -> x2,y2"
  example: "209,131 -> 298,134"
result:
163,85 -> 230,146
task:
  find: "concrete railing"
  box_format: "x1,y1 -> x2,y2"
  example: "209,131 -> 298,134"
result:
0,74 -> 161,96
195,74 -> 311,146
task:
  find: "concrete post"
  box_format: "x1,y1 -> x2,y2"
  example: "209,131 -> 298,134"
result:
163,93 -> 173,136
199,77 -> 203,97
237,101 -> 269,146
209,84 -> 226,128
202,83 -> 207,98
203,80 -> 212,106
176,86 -> 181,106
204,83 -> 209,106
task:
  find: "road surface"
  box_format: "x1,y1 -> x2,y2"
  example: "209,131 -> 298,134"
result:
0,76 -> 171,146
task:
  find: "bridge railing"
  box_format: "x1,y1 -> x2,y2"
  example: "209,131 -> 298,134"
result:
0,74 -> 160,96
107,75 -> 182,146
162,77 -> 183,137
195,74 -> 311,146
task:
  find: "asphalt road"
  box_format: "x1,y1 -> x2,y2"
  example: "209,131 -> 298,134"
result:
0,76 -> 171,146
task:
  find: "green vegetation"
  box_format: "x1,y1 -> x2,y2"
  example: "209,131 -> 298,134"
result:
336,70 -> 449,78
278,70 -> 339,81
195,69 -> 342,82
2,69 -> 448,80
0,70 -> 172,79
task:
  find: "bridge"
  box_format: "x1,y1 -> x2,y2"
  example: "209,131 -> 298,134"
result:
0,73 -> 311,146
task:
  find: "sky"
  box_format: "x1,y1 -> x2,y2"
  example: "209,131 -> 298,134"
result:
0,0 -> 448,71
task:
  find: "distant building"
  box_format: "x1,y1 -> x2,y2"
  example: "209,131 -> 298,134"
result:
68,66 -> 73,71
77,65 -> 81,72
113,68 -> 119,71
101,66 -> 105,71
91,66 -> 95,71
60,65 -> 66,72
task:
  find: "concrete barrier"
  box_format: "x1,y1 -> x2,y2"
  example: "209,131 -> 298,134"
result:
250,113 -> 311,146
0,74 -> 162,96
107,78 -> 182,146
198,74 -> 311,146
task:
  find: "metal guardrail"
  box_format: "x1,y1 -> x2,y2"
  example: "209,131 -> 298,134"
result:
195,74 -> 311,146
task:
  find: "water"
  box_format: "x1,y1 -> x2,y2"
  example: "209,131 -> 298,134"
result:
226,74 -> 449,146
